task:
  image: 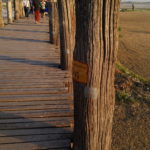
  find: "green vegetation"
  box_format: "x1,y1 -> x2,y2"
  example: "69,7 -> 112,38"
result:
115,63 -> 150,104
116,63 -> 150,85
116,91 -> 137,104
116,90 -> 150,104
118,26 -> 122,32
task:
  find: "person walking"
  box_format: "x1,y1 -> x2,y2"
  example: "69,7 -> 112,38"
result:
40,0 -> 46,18
23,0 -> 30,17
33,0 -> 41,23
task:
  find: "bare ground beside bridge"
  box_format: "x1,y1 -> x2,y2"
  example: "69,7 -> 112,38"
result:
112,11 -> 150,150
118,11 -> 150,80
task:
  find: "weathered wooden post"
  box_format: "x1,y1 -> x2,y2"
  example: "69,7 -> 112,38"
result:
73,0 -> 120,150
0,0 -> 4,27
57,0 -> 76,71
7,0 -> 13,23
19,0 -> 23,18
14,0 -> 20,20
48,0 -> 60,46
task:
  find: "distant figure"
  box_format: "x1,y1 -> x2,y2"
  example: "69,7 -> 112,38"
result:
33,0 -> 41,23
132,3 -> 135,11
29,0 -> 34,14
40,0 -> 46,18
45,0 -> 49,14
23,0 -> 30,17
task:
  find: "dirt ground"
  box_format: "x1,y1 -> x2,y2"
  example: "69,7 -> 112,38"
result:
112,70 -> 150,150
112,101 -> 150,150
118,12 -> 150,80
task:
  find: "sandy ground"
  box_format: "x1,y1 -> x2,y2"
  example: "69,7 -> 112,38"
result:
112,101 -> 150,150
118,12 -> 150,80
112,70 -> 150,150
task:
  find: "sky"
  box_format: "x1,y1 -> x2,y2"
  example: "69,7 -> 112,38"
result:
122,0 -> 150,2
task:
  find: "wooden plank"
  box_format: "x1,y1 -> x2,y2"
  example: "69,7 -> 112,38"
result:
0,84 -> 65,89
0,139 -> 71,150
0,100 -> 73,107
0,128 -> 73,137
0,117 -> 73,124
0,110 -> 73,119
0,120 -> 71,129
0,87 -> 68,95
0,94 -> 72,102
0,104 -> 71,111
1,108 -> 72,114
0,134 -> 72,144
0,16 -> 73,149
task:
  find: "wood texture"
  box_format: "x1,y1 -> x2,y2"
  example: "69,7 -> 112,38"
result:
73,1 -> 120,150
7,0 -> 13,23
19,0 -> 24,18
48,0 -> 60,46
0,0 -> 4,27
0,16 -> 73,149
14,0 -> 20,20
57,0 -> 76,71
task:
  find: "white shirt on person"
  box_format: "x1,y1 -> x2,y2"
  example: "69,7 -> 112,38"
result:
23,0 -> 30,7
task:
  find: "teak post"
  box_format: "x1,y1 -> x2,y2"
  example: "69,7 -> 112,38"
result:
14,0 -> 20,20
19,0 -> 24,18
0,0 -> 4,27
57,0 -> 76,71
48,0 -> 60,46
7,0 -> 13,23
73,0 -> 120,150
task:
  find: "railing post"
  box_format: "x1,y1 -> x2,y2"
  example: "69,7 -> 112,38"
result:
19,0 -> 24,18
48,0 -> 60,46
0,0 -> 4,27
7,0 -> 13,23
14,0 -> 20,20
57,0 -> 76,71
73,1 -> 120,149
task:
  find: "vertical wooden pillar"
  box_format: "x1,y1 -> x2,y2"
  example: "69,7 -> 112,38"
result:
73,0 -> 120,150
14,0 -> 20,20
48,0 -> 60,46
7,0 -> 13,23
18,0 -> 23,18
57,0 -> 76,71
0,0 -> 4,27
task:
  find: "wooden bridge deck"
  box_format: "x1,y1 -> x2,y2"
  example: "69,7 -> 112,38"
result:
0,17 -> 73,150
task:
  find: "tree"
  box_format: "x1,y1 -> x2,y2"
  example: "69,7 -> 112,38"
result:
57,0 -> 76,70
73,0 -> 120,150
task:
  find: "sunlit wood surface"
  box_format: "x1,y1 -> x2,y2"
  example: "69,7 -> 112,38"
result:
0,16 -> 73,150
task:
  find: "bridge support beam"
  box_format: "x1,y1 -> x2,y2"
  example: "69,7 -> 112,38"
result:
57,0 -> 76,71
0,0 -> 4,27
19,0 -> 24,18
14,0 -> 20,20
7,0 -> 13,23
48,0 -> 60,46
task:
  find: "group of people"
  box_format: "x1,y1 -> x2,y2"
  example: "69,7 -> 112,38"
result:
23,0 -> 48,24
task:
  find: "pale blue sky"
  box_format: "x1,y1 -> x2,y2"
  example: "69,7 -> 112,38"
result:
122,0 -> 150,2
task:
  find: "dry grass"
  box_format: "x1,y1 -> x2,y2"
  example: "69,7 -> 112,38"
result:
118,11 -> 150,80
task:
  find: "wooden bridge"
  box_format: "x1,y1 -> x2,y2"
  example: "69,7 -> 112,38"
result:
0,16 -> 73,149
